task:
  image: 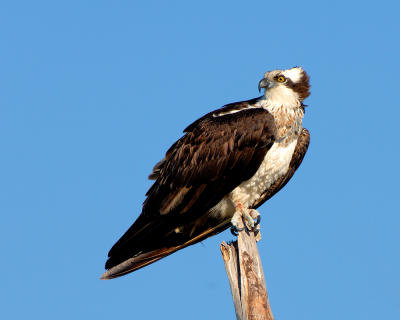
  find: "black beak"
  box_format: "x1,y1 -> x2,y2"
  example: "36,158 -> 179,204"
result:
258,78 -> 270,92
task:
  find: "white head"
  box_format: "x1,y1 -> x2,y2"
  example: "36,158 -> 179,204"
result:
258,67 -> 310,106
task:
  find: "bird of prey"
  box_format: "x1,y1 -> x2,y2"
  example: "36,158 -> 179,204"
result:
101,66 -> 310,280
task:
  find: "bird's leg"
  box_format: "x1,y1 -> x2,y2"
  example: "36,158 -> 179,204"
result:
230,207 -> 245,236
230,201 -> 261,238
249,209 -> 261,227
238,201 -> 260,230
248,209 -> 261,241
247,208 -> 262,242
253,223 -> 262,242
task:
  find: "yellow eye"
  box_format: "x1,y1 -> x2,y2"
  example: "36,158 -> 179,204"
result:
277,75 -> 286,83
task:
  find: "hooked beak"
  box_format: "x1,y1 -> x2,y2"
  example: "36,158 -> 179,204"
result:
258,78 -> 272,92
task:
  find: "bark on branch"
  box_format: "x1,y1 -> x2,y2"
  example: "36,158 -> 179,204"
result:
220,218 -> 274,320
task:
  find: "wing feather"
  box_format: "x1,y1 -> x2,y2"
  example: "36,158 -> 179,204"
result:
103,103 -> 276,277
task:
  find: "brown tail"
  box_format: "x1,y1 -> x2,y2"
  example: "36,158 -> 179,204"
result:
100,220 -> 229,280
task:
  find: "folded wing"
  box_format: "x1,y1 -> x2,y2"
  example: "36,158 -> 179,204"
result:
102,104 -> 276,279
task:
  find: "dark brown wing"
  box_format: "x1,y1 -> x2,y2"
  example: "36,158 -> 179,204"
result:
102,104 -> 276,279
147,96 -> 263,181
252,128 -> 310,209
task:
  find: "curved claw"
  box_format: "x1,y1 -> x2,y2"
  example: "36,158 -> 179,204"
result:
253,226 -> 260,236
249,215 -> 260,235
230,225 -> 245,236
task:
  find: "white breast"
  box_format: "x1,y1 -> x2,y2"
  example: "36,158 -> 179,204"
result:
208,97 -> 303,220
230,138 -> 298,208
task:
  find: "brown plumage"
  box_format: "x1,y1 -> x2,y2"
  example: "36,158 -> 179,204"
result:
101,67 -> 311,280
102,105 -> 276,279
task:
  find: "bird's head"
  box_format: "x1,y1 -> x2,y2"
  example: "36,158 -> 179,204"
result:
258,67 -> 310,103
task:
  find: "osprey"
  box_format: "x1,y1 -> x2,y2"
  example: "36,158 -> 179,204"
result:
101,66 -> 310,279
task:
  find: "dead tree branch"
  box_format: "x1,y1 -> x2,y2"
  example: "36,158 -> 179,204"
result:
220,218 -> 274,320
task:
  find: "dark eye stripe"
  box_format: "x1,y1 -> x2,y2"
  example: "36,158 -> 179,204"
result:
284,72 -> 311,101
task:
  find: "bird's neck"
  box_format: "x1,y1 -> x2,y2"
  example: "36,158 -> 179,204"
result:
255,95 -> 304,144
265,85 -> 301,108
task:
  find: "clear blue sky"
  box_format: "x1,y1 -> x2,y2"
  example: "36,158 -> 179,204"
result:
1,1 -> 399,319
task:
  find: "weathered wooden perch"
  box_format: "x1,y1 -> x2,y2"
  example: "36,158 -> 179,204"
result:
220,218 -> 274,320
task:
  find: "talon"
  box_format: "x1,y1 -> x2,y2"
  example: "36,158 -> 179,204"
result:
253,224 -> 260,235
248,209 -> 261,229
230,207 -> 244,233
248,216 -> 260,234
231,203 -> 262,233
254,224 -> 262,242
230,225 -> 245,236
251,223 -> 261,241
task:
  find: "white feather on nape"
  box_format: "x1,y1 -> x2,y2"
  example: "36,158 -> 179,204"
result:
282,67 -> 304,83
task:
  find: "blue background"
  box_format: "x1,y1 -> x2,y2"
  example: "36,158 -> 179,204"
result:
1,1 -> 399,319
